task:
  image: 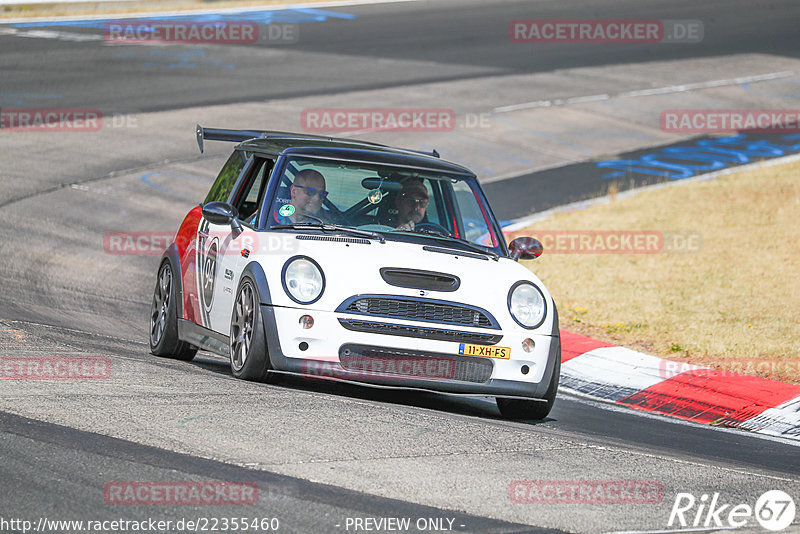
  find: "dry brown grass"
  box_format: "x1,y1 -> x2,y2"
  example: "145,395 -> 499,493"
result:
0,0 -> 325,19
511,160 -> 800,383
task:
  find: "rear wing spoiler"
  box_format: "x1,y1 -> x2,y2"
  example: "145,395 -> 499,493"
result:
195,124 -> 440,158
196,125 -> 268,153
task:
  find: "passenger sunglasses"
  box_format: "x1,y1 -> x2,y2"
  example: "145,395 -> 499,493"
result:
401,195 -> 428,208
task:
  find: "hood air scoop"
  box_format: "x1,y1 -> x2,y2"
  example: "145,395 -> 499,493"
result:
379,268 -> 460,292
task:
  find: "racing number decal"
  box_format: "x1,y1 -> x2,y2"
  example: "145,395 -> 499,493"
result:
202,239 -> 218,312
197,219 -> 219,327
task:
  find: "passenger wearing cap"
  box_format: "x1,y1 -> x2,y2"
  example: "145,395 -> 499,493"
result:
394,179 -> 429,231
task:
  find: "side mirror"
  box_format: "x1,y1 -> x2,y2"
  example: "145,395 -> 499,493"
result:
508,237 -> 543,261
202,202 -> 244,239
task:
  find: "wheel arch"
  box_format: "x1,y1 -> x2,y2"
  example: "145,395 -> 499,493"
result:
239,261 -> 289,371
533,302 -> 560,398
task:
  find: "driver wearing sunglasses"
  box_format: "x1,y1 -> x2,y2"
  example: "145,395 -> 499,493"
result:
285,169 -> 329,223
394,178 -> 430,231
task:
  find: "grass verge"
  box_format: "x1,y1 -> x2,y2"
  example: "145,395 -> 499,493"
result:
510,159 -> 800,383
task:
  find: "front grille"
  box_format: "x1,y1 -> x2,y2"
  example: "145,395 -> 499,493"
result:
340,296 -> 496,328
339,344 -> 493,383
338,318 -> 502,345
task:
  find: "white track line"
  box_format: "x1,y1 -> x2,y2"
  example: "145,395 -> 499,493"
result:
0,0 -> 138,4
0,0 -> 420,24
10,28 -> 103,41
493,70 -> 796,113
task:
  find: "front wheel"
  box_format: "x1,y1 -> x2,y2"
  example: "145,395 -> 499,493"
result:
230,276 -> 274,382
149,261 -> 197,361
496,355 -> 560,420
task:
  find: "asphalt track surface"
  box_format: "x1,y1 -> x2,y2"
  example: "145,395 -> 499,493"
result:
1,1 -> 800,532
2,0 -> 799,111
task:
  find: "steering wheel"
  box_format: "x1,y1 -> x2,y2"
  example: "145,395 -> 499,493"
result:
414,222 -> 451,236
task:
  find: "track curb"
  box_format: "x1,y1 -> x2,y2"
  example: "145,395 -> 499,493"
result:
502,154 -> 800,440
557,329 -> 800,440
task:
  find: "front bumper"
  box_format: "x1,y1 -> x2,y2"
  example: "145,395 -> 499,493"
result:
259,303 -> 560,399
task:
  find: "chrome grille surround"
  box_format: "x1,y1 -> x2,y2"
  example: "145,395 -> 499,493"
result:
337,295 -> 498,329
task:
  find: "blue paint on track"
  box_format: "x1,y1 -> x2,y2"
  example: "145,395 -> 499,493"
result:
0,93 -> 62,105
597,133 -> 800,181
483,132 -> 800,220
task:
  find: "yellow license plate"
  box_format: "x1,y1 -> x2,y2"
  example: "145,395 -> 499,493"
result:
458,343 -> 511,359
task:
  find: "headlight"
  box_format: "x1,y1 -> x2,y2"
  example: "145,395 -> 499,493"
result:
508,281 -> 546,329
282,256 -> 325,304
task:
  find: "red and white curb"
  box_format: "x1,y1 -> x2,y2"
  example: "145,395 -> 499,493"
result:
501,155 -> 800,439
559,329 -> 800,440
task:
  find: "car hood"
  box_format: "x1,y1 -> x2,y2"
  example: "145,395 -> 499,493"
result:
247,232 -> 556,334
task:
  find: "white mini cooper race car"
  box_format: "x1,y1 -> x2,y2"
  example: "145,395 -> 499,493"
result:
149,126 -> 560,419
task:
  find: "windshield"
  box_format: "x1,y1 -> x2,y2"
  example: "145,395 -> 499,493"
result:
265,156 -> 503,252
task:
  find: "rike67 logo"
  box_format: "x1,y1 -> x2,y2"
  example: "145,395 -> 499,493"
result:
668,490 -> 796,531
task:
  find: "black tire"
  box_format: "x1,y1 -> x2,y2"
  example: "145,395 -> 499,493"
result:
496,355 -> 560,420
230,276 -> 275,382
149,261 -> 197,361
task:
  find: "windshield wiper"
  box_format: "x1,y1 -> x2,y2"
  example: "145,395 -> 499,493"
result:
272,221 -> 385,243
409,229 -> 499,260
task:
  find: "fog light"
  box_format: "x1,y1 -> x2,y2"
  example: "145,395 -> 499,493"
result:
300,315 -> 314,329
522,338 -> 535,353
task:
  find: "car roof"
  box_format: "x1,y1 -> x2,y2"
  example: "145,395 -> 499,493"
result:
236,133 -> 476,177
